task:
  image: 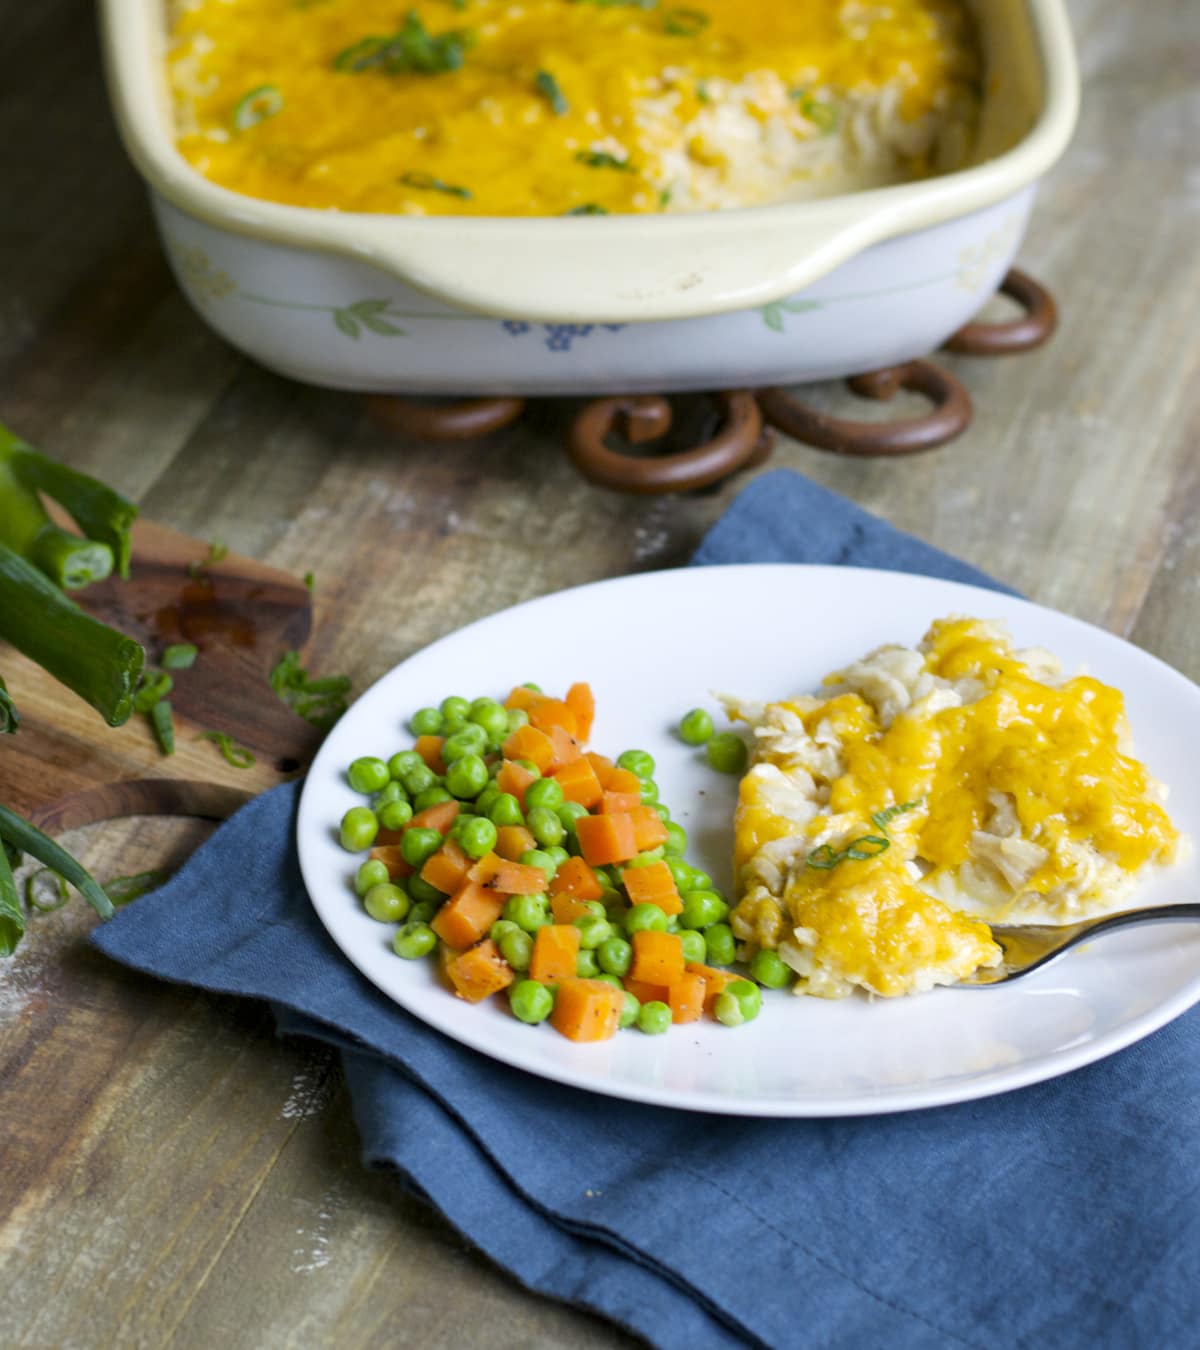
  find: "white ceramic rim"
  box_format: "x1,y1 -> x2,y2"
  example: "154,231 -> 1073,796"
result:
296,564 -> 1200,1117
99,1 -> 1079,323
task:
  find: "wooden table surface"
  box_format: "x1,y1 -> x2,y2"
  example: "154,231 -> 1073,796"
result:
2,2 -> 1198,1345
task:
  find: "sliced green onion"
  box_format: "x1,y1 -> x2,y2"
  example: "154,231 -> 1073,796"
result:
563,203 -> 608,216
269,650 -> 351,730
399,171 -> 473,199
0,675 -> 17,734
663,7 -> 708,36
198,730 -> 256,769
303,571 -> 315,591
26,868 -> 69,913
575,150 -> 635,172
151,700 -> 176,756
335,13 -> 471,76
133,669 -> 173,713
161,643 -> 198,671
105,870 -> 171,907
0,802 -> 113,923
232,84 -> 284,132
792,90 -> 839,134
535,70 -> 569,116
871,799 -> 923,833
0,838 -> 22,956
188,538 -> 228,579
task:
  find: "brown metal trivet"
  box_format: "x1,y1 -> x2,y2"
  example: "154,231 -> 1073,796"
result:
369,267 -> 1056,494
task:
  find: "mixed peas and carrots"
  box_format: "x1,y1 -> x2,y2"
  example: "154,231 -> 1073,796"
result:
337,681 -> 778,1042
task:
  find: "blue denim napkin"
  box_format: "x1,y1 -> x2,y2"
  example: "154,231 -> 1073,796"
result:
93,470 -> 1198,1349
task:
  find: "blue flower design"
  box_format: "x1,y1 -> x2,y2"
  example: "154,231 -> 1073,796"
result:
498,320 -> 626,351
502,320 -> 532,336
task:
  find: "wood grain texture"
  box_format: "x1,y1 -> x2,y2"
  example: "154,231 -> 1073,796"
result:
2,0 -> 1198,1346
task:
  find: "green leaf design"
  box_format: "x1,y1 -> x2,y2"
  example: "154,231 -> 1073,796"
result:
761,297 -> 822,333
333,310 -> 361,339
762,303 -> 784,333
781,299 -> 822,315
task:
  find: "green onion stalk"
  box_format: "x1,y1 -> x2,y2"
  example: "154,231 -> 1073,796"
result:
0,419 -> 145,954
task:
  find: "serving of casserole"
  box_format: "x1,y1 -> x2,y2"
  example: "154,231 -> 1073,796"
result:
101,0 -> 1077,394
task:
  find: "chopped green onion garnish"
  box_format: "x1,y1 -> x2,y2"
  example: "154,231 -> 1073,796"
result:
792,90 -> 839,134
400,171 -> 473,199
133,669 -> 173,714
535,70 -> 569,117
188,538 -> 228,579
232,85 -> 284,132
663,6 -> 708,36
658,189 -> 672,208
151,700 -> 176,756
0,675 -> 17,735
563,203 -> 609,216
161,643 -> 198,671
334,12 -> 471,76
199,730 -> 256,769
807,834 -> 890,870
871,799 -> 923,833
303,571 -> 315,592
575,150 -> 635,172
105,870 -> 171,907
26,868 -> 69,913
269,650 -> 351,731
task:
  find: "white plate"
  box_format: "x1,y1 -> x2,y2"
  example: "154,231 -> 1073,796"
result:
297,565 -> 1200,1117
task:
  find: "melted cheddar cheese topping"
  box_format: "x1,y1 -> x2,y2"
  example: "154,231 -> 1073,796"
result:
167,0 -> 980,216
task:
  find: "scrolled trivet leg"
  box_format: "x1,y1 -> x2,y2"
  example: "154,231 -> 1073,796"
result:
944,268 -> 1058,355
366,395 -> 527,441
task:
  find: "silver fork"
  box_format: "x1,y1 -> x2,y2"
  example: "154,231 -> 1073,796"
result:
961,903 -> 1200,985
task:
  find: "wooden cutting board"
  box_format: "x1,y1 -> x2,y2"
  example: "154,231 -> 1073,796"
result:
0,517 -> 319,830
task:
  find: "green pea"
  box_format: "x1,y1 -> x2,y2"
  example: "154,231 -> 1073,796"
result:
393,922 -> 437,959
597,936 -> 632,976
401,762 -> 437,797
407,874 -> 446,903
704,922 -> 736,966
408,899 -> 439,925
470,703 -> 509,742
521,681 -> 543,693
626,903 -> 669,934
575,915 -> 614,949
373,780 -> 407,808
557,800 -> 588,831
509,979 -> 554,1024
681,889 -> 729,930
706,732 -> 748,775
505,707 -> 530,733
442,713 -> 468,736
619,991 -> 640,1029
364,882 -> 410,924
440,695 -> 470,722
446,753 -> 489,799
339,806 -> 379,852
581,900 -> 607,918
443,725 -> 488,762
719,979 -> 762,1026
678,708 -> 714,746
639,779 -> 660,805
489,793 -> 525,828
459,816 -> 498,860
664,822 -> 687,856
400,827 -> 443,869
686,868 -> 714,892
597,864 -> 624,890
665,857 -> 694,890
499,928 -> 533,971
616,749 -> 655,780
544,845 -> 570,869
409,707 -> 443,737
474,785 -> 501,817
489,759 -> 505,779
490,918 -> 521,943
512,758 -> 541,777
355,858 -> 391,896
655,802 -> 671,821
624,850 -> 662,871
678,929 -> 707,963
576,949 -> 599,978
519,849 -> 557,884
525,778 -> 565,812
388,749 -> 423,779
378,798 -> 414,832
347,756 -> 389,794
503,892 -> 550,933
637,1001 -> 671,1034
413,786 -> 453,812
750,949 -> 792,989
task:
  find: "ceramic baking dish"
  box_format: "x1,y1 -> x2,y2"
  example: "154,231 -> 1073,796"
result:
100,0 -> 1078,395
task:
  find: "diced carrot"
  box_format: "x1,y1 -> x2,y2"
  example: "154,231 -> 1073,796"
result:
431,883 -> 506,950
466,851 -> 503,885
529,924 -> 581,982
585,752 -> 615,786
549,977 -> 624,1042
368,844 -> 413,880
501,724 -> 556,773
621,860 -> 682,915
565,682 -> 595,743
575,812 -> 638,866
496,759 -> 539,808
686,961 -> 742,1013
529,698 -> 579,739
374,827 -> 406,847
599,768 -> 643,814
551,757 -> 603,809
550,893 -> 593,924
547,723 -> 583,771
409,800 -> 460,835
444,939 -> 515,1003
421,838 -> 471,895
629,804 -> 669,852
630,930 -> 685,986
667,971 -> 706,1024
484,859 -> 548,895
504,685 -> 544,711
548,855 -> 604,901
622,976 -> 670,1005
495,824 -> 537,861
414,734 -> 446,775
